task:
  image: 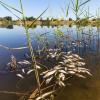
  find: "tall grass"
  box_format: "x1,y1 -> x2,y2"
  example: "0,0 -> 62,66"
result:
71,0 -> 91,19
19,0 -> 42,95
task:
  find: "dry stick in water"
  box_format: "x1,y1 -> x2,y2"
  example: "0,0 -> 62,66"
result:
0,44 -> 27,50
0,91 -> 29,96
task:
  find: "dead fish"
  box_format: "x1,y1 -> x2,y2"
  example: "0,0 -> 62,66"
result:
16,74 -> 24,79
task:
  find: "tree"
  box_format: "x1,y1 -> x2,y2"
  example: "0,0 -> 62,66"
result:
4,16 -> 12,21
69,18 -> 73,21
92,18 -> 96,21
26,17 -> 36,21
47,17 -> 49,21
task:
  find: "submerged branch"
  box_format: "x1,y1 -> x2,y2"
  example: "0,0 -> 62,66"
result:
0,91 -> 29,96
0,44 -> 28,50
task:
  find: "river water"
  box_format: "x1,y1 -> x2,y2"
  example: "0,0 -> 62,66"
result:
0,25 -> 100,100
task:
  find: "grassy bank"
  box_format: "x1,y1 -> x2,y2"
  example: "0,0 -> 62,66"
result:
0,19 -> 100,27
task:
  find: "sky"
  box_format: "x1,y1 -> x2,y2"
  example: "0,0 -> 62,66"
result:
0,0 -> 100,20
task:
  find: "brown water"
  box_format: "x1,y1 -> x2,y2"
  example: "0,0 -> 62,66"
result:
56,53 -> 100,100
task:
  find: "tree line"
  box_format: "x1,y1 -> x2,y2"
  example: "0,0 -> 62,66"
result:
0,16 -> 12,21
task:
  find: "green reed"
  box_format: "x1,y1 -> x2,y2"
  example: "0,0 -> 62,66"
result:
71,0 -> 91,19
19,0 -> 42,95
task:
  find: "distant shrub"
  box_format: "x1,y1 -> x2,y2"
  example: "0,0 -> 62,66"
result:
69,18 -> 73,21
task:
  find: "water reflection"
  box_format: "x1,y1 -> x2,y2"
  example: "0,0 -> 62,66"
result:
0,25 -> 13,29
6,25 -> 13,29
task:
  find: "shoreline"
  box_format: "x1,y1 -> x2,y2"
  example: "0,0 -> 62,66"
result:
0,19 -> 100,28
